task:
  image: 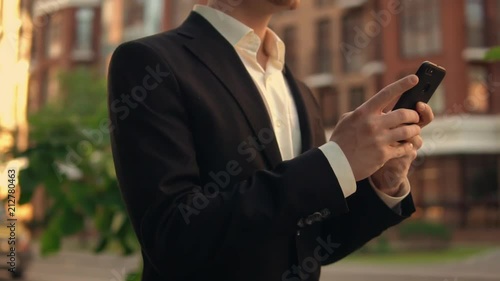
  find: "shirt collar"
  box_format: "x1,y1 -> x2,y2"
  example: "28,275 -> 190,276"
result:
193,5 -> 285,70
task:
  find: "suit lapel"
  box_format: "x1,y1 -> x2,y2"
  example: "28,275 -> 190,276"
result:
178,12 -> 283,168
283,66 -> 314,153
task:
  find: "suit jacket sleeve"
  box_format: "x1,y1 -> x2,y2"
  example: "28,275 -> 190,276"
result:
294,82 -> 416,265
108,41 -> 350,279
320,179 -> 415,265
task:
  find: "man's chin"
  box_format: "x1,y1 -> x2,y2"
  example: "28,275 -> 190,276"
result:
268,0 -> 300,9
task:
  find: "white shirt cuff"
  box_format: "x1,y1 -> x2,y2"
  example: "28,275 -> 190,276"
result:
318,141 -> 356,198
369,176 -> 411,209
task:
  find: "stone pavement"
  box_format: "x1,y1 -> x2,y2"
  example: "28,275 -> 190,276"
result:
0,250 -> 139,281
321,248 -> 500,281
0,247 -> 497,281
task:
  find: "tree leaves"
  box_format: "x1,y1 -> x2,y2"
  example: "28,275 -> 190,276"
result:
485,46 -> 500,61
40,228 -> 61,256
18,166 -> 38,204
15,68 -> 139,260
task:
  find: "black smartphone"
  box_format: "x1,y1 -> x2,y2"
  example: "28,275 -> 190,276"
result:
393,61 -> 446,110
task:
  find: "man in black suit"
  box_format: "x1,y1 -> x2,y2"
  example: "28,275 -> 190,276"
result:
107,1 -> 434,280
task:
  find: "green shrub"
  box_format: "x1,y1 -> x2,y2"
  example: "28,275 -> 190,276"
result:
398,220 -> 452,241
373,235 -> 392,254
485,46 -> 500,61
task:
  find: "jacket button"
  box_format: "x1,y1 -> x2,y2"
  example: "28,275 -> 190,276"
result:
321,208 -> 331,218
312,212 -> 322,222
305,217 -> 313,225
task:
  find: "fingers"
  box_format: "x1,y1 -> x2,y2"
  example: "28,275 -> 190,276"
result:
361,75 -> 418,113
382,97 -> 399,113
388,135 -> 422,160
416,102 -> 434,127
385,125 -> 424,162
390,141 -> 414,159
381,109 -> 420,128
386,124 -> 421,143
407,135 -> 423,150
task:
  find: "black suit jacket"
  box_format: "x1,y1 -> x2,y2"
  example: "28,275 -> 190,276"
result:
107,12 -> 415,281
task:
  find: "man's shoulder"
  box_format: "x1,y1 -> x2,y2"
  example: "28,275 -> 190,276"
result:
108,30 -> 187,78
116,29 -> 183,54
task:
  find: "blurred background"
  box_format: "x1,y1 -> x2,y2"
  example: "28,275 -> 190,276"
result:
0,0 -> 500,280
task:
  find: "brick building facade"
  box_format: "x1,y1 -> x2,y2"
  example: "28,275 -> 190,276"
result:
271,0 -> 500,231
29,0 -> 102,111
24,0 -> 500,233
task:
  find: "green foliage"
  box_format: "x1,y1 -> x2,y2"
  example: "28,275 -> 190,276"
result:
15,68 -> 139,257
372,235 -> 391,254
357,234 -> 393,254
398,220 -> 452,241
126,266 -> 143,281
485,46 -> 500,61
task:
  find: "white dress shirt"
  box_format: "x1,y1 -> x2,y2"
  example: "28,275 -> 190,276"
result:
193,5 -> 409,208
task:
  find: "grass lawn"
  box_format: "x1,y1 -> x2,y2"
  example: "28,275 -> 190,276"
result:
341,246 -> 494,264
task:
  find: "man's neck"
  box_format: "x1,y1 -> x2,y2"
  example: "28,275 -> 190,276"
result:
207,2 -> 272,42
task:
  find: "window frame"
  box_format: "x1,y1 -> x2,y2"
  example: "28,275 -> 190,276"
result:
399,0 -> 443,59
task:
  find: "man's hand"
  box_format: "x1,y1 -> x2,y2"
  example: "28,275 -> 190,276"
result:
371,102 -> 435,196
330,75 -> 421,181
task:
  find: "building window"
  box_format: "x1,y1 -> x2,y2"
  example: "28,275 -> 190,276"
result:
467,65 -> 490,113
465,0 -> 486,47
144,0 -> 164,35
400,0 -> 442,58
317,86 -> 339,126
74,8 -> 95,52
123,0 -> 146,40
45,14 -> 62,58
342,8 -> 364,73
283,25 -> 298,73
348,87 -> 365,111
315,19 -> 333,73
124,0 -> 145,27
463,155 -> 499,228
